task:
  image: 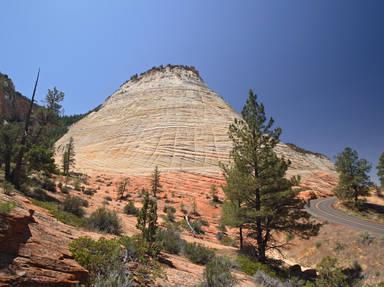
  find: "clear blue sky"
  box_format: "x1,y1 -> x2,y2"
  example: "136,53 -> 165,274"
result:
1,1 -> 383,181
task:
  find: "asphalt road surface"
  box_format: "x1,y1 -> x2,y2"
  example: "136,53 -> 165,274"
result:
306,197 -> 384,235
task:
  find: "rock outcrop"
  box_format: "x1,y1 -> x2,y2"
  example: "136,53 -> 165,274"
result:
0,73 -> 34,121
55,65 -> 337,196
0,196 -> 89,287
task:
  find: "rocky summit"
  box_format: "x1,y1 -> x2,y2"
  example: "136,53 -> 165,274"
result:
55,65 -> 337,196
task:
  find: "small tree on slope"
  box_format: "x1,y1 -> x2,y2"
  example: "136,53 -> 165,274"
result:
334,147 -> 371,205
62,137 -> 75,175
136,189 -> 158,243
223,90 -> 319,262
377,152 -> 384,192
151,166 -> 162,197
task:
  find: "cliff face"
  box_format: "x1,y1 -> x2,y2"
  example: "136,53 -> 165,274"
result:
55,65 -> 337,196
0,74 -> 32,121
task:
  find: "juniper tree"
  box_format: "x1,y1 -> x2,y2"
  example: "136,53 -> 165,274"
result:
224,90 -> 318,262
334,147 -> 371,205
62,137 -> 75,175
136,189 -> 158,243
377,152 -> 384,191
151,166 -> 162,197
116,177 -> 130,200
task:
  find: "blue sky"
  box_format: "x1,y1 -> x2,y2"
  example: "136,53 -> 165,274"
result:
1,1 -> 383,181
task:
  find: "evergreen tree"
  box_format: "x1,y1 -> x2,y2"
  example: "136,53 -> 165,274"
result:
224,90 -> 318,262
116,177 -> 130,200
221,164 -> 252,250
151,166 -> 162,197
377,152 -> 384,191
136,189 -> 158,243
45,87 -> 64,116
0,122 -> 21,180
334,147 -> 371,204
62,137 -> 75,175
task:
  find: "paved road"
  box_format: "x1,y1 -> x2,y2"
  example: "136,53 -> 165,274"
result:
306,197 -> 384,235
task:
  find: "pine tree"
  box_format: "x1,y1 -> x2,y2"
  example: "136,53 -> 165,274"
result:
151,166 -> 162,197
221,164 -> 251,250
334,147 -> 371,205
62,137 -> 75,175
377,152 -> 384,191
136,189 -> 158,242
45,87 -> 64,116
224,90 -> 318,262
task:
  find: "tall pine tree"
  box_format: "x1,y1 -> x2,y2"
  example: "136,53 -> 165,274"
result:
224,90 -> 318,262
334,147 -> 371,205
377,152 -> 384,191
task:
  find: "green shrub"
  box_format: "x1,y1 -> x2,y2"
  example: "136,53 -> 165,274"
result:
236,255 -> 276,277
253,271 -> 286,287
31,187 -> 53,201
31,199 -> 86,227
2,181 -> 14,196
190,219 -> 209,234
87,207 -> 122,235
0,201 -> 16,214
124,201 -> 138,215
62,196 -> 86,217
156,226 -> 185,255
69,237 -> 122,280
184,242 -> 215,265
94,267 -> 132,287
164,205 -> 177,222
41,177 -> 56,192
201,256 -> 236,287
119,235 -> 159,262
84,188 -> 96,196
74,180 -> 81,191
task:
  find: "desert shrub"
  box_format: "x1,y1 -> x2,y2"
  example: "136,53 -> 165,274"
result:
74,180 -> 81,191
104,195 -> 113,201
119,235 -> 160,262
0,201 -> 16,214
31,187 -> 54,201
201,256 -> 236,287
164,205 -> 177,222
61,185 -> 70,194
94,267 -> 132,287
236,255 -> 276,277
216,233 -> 236,247
163,205 -> 176,214
31,199 -> 85,227
180,202 -> 188,214
41,177 -> 56,192
357,231 -> 375,245
2,181 -> 14,196
124,201 -> 139,215
62,196 -> 86,217
253,271 -> 287,287
156,226 -> 185,255
184,242 -> 215,265
83,188 -> 96,196
69,237 -> 122,280
87,207 -> 122,235
316,256 -> 348,287
190,219 -> 209,234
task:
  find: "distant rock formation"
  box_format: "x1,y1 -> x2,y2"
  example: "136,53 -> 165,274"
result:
0,73 -> 36,121
55,65 -> 337,196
